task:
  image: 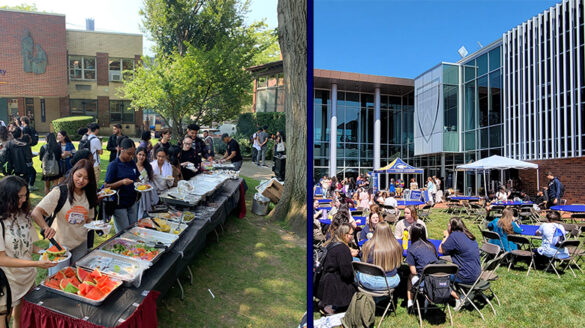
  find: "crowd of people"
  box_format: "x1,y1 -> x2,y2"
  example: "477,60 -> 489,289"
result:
0,119 -> 244,326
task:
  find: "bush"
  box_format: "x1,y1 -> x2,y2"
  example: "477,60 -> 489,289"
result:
236,112 -> 286,138
52,116 -> 95,141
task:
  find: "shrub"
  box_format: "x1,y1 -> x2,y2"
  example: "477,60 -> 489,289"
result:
236,112 -> 286,138
52,116 -> 95,141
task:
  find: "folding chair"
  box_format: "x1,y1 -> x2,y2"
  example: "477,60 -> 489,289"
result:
418,204 -> 432,222
518,206 -> 535,224
468,204 -> 487,223
412,263 -> 459,328
479,243 -> 508,293
480,230 -> 504,253
454,265 -> 500,320
506,235 -> 536,276
446,201 -> 459,214
544,239 -> 583,278
351,261 -> 397,328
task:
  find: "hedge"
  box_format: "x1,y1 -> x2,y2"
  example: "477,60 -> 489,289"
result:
52,116 -> 95,141
236,112 -> 286,138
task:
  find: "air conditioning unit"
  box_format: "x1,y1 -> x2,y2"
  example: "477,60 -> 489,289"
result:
110,71 -> 121,81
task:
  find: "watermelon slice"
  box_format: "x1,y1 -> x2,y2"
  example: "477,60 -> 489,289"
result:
63,282 -> 79,294
63,267 -> 76,278
47,244 -> 66,256
83,277 -> 97,286
85,287 -> 105,301
53,271 -> 66,280
76,267 -> 89,282
45,279 -> 60,289
90,268 -> 102,279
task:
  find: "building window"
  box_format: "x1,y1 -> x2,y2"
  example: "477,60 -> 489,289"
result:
70,99 -> 97,118
109,58 -> 135,81
69,56 -> 96,80
110,100 -> 134,123
256,73 -> 283,112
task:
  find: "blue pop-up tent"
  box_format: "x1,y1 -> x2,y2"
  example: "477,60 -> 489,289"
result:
373,158 -> 424,192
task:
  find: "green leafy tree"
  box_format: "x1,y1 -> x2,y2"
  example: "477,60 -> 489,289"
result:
0,3 -> 40,11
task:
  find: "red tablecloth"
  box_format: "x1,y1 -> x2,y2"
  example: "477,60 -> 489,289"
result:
21,290 -> 160,328
238,181 -> 246,218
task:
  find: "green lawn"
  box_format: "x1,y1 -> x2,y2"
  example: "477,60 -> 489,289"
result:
25,146 -> 307,326
315,209 -> 585,328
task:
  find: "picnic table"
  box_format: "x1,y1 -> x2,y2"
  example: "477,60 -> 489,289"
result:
491,201 -> 533,207
397,200 -> 425,207
518,224 -> 540,236
550,205 -> 585,212
317,207 -> 358,212
449,196 -> 482,201
358,238 -> 443,257
319,216 -> 365,226
317,199 -> 332,204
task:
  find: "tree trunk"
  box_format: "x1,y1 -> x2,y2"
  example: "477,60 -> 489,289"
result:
271,0 -> 307,235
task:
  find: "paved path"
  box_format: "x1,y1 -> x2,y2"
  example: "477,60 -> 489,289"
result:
239,160 -> 275,181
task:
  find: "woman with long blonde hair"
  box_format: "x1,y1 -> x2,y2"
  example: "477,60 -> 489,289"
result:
487,208 -> 523,251
356,222 -> 402,290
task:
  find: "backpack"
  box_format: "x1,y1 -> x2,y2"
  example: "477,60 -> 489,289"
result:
41,147 -> 60,178
313,242 -> 342,291
29,127 -> 39,146
557,178 -> 565,198
423,274 -> 452,304
78,134 -> 96,151
341,292 -> 375,328
44,185 -> 69,227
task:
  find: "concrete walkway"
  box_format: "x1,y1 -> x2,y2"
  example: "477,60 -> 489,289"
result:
239,160 -> 275,181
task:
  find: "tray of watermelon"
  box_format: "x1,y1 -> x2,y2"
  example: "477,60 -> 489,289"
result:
41,267 -> 122,306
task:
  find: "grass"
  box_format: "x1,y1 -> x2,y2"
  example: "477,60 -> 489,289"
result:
24,146 -> 307,326
314,209 -> 585,328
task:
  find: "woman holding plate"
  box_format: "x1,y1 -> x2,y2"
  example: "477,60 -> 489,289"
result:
104,138 -> 140,233
135,146 -> 158,218
150,148 -> 174,194
32,159 -> 98,262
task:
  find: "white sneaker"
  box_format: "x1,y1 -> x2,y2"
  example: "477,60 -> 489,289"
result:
453,298 -> 463,311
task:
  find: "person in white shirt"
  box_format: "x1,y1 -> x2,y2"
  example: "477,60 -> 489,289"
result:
87,123 -> 103,185
150,148 -> 174,194
426,177 -> 435,203
383,191 -> 399,216
252,128 -> 261,164
495,186 -> 510,202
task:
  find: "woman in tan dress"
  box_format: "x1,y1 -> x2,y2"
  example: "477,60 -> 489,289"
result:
0,176 -> 55,328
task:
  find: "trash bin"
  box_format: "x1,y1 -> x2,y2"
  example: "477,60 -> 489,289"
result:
252,193 -> 271,216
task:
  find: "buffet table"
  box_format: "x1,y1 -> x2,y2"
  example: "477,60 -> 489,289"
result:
22,178 -> 246,327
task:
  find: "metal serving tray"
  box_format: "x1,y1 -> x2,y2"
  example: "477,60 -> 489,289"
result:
41,267 -> 123,306
99,237 -> 165,265
138,217 -> 189,236
119,227 -> 179,248
76,250 -> 149,287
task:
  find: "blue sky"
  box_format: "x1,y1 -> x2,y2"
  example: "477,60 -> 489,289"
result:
315,0 -> 561,79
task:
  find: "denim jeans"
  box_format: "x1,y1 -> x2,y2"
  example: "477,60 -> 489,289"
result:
257,146 -> 267,165
113,203 -> 138,233
357,272 -> 400,291
232,161 -> 242,171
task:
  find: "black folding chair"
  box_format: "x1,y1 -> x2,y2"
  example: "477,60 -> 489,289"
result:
544,239 -> 583,278
418,204 -> 433,222
506,235 -> 536,276
480,230 -> 504,254
412,263 -> 459,328
351,261 -> 397,328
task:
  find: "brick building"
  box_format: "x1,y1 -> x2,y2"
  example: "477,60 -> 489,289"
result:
0,9 -> 143,135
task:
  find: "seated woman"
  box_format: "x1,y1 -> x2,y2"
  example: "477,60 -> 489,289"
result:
150,148 -> 174,194
394,205 -> 427,240
487,208 -> 523,251
439,217 -> 481,310
313,200 -> 326,243
406,223 -> 439,312
494,186 -> 510,202
315,223 -> 357,314
359,208 -> 381,242
535,211 -> 569,258
355,222 -> 402,291
383,191 -> 399,216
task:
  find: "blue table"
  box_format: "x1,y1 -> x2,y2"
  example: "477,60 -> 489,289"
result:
358,238 -> 443,257
450,196 -> 481,201
317,199 -> 332,203
317,207 -> 358,212
550,205 -> 585,212
491,201 -> 533,206
397,200 -> 425,207
319,216 -> 365,226
519,224 -> 540,236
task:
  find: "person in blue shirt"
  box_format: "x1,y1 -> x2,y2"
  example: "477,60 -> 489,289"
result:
487,208 -> 523,251
439,217 -> 481,311
545,171 -> 563,208
406,223 -> 439,312
104,138 -> 140,233
359,208 -> 381,242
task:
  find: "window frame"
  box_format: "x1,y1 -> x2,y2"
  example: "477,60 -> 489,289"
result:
108,58 -> 135,82
70,99 -> 98,118
68,56 -> 96,81
109,100 -> 134,124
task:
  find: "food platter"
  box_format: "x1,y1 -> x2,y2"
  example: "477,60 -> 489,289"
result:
135,183 -> 153,192
84,220 -> 110,231
41,267 -> 123,306
98,188 -> 117,197
76,250 -> 148,287
137,217 -> 188,235
100,238 -> 163,264
119,227 -> 179,248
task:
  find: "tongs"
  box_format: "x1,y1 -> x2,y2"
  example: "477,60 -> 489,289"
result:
40,229 -> 63,251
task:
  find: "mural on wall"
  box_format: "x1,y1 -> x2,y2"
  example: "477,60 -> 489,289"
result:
21,30 -> 47,74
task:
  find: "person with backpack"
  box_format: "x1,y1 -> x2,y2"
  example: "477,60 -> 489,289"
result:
106,124 -> 124,163
545,171 -> 564,208
0,176 -> 56,328
84,123 -> 102,185
315,223 -> 357,315
535,211 -> 570,259
439,217 -> 481,310
32,159 -> 98,262
104,138 -> 140,233
57,130 -> 76,179
406,223 -> 439,313
39,133 -> 63,194
0,129 -> 32,181
355,222 -> 402,291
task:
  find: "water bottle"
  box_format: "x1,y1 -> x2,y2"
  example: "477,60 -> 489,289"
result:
403,229 -> 409,250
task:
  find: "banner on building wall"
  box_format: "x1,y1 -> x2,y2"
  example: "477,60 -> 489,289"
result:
370,172 -> 379,193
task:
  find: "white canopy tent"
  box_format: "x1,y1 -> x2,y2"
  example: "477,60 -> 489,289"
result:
455,155 -> 539,196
